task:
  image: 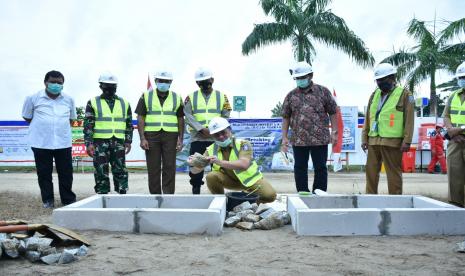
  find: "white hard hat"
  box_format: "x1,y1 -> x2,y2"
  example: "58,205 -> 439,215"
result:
456,61 -> 465,78
154,70 -> 173,81
373,63 -> 397,80
290,61 -> 313,78
98,72 -> 118,84
208,117 -> 230,135
194,67 -> 213,81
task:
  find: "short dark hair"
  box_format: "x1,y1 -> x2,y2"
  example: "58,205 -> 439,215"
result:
44,70 -> 65,82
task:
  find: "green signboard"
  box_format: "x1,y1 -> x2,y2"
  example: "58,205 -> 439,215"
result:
233,96 -> 246,112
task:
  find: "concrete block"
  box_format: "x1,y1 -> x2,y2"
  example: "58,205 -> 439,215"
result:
301,196 -> 355,209
64,195 -> 102,209
287,196 -> 308,232
295,209 -> 382,236
413,196 -> 458,208
138,209 -> 223,235
357,195 -> 413,208
53,209 -> 134,232
385,209 -> 465,235
158,195 -> 214,209
104,195 -> 159,208
208,196 -> 227,224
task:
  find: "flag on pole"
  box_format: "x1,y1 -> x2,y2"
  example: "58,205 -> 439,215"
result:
332,89 -> 344,172
147,73 -> 153,93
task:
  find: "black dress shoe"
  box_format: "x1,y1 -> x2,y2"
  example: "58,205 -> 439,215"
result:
192,186 -> 201,194
42,201 -> 55,209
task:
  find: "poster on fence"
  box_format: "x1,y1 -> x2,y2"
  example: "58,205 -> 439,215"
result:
340,106 -> 358,152
0,122 -> 31,160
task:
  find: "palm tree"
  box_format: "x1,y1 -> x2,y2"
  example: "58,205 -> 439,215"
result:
271,101 -> 283,117
382,17 -> 465,116
242,0 -> 374,67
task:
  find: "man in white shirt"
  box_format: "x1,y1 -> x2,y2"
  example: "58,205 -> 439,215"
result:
22,70 -> 77,208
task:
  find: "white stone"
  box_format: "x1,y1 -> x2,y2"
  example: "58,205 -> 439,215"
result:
236,221 -> 254,230
224,216 -> 241,227
243,214 -> 261,223
232,201 -> 253,212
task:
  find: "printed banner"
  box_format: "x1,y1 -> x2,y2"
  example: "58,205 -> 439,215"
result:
0,124 -> 31,159
1,115 -> 357,170
340,106 -> 358,152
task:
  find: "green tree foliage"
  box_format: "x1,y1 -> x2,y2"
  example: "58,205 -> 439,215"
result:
271,101 -> 283,117
382,17 -> 465,116
76,106 -> 85,120
242,0 -> 374,66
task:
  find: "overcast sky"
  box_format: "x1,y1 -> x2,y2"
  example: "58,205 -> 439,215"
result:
1,0 -> 464,120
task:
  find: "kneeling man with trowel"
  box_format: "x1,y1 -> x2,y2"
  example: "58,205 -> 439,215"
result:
187,117 -> 277,203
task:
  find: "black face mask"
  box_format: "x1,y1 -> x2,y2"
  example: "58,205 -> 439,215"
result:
198,81 -> 212,91
377,81 -> 393,92
100,85 -> 117,96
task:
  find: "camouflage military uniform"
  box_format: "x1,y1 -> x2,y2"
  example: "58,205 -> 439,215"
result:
84,94 -> 133,194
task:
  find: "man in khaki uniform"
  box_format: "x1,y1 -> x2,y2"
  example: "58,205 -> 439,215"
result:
135,70 -> 184,194
362,63 -> 415,194
443,61 -> 465,207
184,67 -> 232,194
187,117 -> 276,203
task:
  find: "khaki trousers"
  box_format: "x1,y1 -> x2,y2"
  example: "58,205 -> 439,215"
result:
206,171 -> 277,203
447,142 -> 465,207
145,131 -> 178,194
366,145 -> 403,194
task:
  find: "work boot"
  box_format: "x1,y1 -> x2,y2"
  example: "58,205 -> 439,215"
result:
192,186 -> 201,194
119,189 -> 127,194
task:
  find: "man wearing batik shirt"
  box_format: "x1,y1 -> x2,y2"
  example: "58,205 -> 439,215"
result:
281,62 -> 338,193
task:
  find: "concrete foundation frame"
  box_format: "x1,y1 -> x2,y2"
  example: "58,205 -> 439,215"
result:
287,195 -> 465,236
52,195 -> 226,236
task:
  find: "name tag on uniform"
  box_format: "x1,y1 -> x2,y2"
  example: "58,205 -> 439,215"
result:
372,121 -> 378,132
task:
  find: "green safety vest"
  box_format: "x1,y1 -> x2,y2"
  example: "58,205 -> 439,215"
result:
449,89 -> 465,132
90,96 -> 129,139
144,90 -> 181,132
206,139 -> 262,188
368,86 -> 404,138
189,90 -> 224,127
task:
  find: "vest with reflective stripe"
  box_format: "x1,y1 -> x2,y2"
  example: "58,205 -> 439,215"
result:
368,87 -> 404,138
144,90 -> 181,132
91,96 -> 128,139
207,139 -> 262,188
449,89 -> 465,131
189,90 -> 224,127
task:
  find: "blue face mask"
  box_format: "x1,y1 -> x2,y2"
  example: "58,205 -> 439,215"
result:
47,83 -> 63,94
296,78 -> 310,88
215,137 -> 232,148
156,82 -> 170,92
458,79 -> 465,88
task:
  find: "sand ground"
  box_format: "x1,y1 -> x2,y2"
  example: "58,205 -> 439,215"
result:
0,171 -> 464,275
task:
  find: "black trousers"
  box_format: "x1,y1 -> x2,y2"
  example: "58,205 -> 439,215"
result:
293,145 -> 328,192
31,147 -> 76,205
189,141 -> 214,188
